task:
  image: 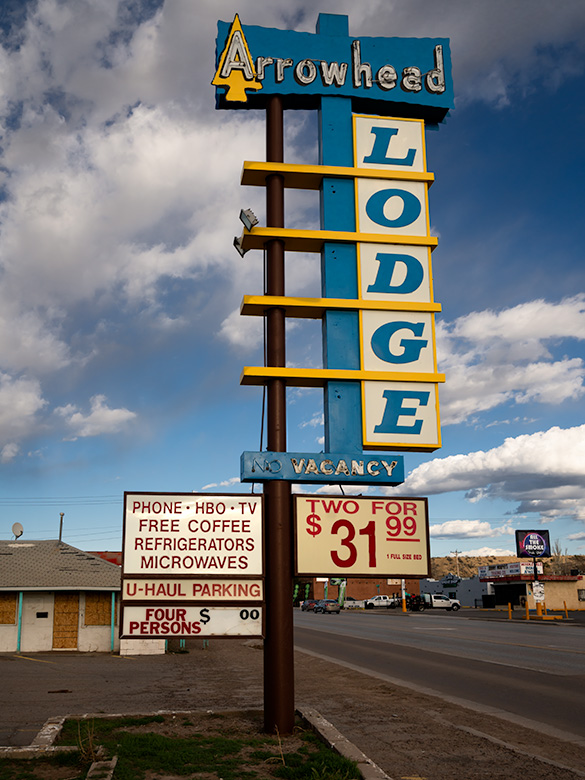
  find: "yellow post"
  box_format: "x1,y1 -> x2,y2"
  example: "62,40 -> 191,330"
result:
543,601 -> 547,615
508,602 -> 512,620
525,601 -> 530,620
536,601 -> 543,617
564,600 -> 569,619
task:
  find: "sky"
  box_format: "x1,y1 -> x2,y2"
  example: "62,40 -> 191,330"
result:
0,0 -> 584,563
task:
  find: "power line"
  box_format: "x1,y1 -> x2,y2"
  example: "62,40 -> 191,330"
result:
0,495 -> 122,507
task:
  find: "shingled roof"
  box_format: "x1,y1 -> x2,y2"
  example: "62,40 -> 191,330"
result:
0,540 -> 121,590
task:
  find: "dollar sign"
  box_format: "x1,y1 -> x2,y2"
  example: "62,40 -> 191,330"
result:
306,513 -> 321,536
199,608 -> 211,625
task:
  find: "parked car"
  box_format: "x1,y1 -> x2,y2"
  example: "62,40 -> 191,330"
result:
300,599 -> 319,611
313,599 -> 341,614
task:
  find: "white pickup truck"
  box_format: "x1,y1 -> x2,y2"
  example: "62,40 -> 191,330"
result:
364,594 -> 401,609
422,593 -> 461,611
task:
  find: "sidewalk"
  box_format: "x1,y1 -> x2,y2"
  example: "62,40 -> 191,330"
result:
463,607 -> 585,625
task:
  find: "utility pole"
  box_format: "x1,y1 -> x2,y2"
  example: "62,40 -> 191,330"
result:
450,549 -> 462,577
58,512 -> 64,542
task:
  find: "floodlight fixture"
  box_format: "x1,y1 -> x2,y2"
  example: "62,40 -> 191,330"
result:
239,208 -> 259,231
233,234 -> 247,257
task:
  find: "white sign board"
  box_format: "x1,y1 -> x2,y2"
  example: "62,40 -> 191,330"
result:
123,578 -> 263,602
532,581 -> 545,603
123,493 -> 263,576
122,605 -> 263,638
295,495 -> 429,577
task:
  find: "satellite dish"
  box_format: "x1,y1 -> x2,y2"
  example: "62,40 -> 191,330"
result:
12,522 -> 23,539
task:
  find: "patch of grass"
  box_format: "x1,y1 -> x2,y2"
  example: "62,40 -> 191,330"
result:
0,715 -> 360,780
272,732 -> 360,779
59,715 -> 165,746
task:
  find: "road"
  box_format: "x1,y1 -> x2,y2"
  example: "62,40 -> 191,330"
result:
294,609 -> 585,741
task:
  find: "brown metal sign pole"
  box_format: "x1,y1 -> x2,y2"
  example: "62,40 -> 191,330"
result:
263,95 -> 295,734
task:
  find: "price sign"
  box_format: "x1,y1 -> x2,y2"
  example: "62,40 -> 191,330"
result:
121,605 -> 263,638
294,496 -> 429,577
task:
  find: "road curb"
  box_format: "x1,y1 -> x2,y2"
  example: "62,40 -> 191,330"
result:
298,706 -> 394,780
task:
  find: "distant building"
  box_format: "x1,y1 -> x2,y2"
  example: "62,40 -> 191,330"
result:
420,574 -> 493,608
311,577 -> 420,602
478,564 -> 584,610
0,540 -> 121,652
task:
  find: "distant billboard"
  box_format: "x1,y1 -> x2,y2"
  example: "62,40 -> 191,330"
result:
515,530 -> 551,559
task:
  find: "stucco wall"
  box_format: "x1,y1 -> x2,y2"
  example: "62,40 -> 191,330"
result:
0,591 -> 119,652
526,579 -> 584,610
120,638 -> 166,655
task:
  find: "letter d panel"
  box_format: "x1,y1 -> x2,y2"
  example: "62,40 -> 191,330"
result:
362,381 -> 441,451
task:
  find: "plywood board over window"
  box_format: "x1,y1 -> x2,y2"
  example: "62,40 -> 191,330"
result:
85,592 -> 117,626
53,592 -> 79,649
0,593 -> 17,624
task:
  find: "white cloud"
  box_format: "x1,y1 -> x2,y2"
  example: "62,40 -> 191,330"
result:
455,546 -> 516,558
568,532 -> 585,541
200,477 -> 240,490
0,373 -> 47,444
54,394 -> 136,439
437,296 -> 585,425
1,443 -> 20,464
391,424 -> 585,522
430,520 -> 500,539
218,309 -> 263,350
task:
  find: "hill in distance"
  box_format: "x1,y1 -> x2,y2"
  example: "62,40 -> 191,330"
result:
430,554 -> 585,580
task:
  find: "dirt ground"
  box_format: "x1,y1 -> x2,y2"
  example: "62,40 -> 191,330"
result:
137,639 -> 585,780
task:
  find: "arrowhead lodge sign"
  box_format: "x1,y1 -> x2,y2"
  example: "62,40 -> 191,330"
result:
213,12 -> 452,733
213,14 -> 453,121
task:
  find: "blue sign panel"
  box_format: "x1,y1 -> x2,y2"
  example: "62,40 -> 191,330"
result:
214,15 -> 453,121
241,451 -> 404,485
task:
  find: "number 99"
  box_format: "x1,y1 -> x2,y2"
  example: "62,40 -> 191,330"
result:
386,516 -> 417,537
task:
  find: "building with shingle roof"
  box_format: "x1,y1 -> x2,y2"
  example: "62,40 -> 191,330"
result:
0,540 -> 121,653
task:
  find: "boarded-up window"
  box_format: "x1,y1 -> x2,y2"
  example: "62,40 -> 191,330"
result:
85,592 -> 116,625
0,593 -> 17,624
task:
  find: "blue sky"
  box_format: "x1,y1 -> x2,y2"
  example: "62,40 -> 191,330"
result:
1,0 -> 584,561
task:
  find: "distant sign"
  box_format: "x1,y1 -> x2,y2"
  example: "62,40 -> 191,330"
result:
294,495 -> 429,577
121,605 -> 263,638
532,582 -> 545,603
478,561 -> 543,579
515,530 -> 551,559
123,493 -> 263,576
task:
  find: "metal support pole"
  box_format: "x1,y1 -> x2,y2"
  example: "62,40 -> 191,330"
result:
16,591 -> 23,652
533,555 -> 543,617
263,95 -> 294,734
